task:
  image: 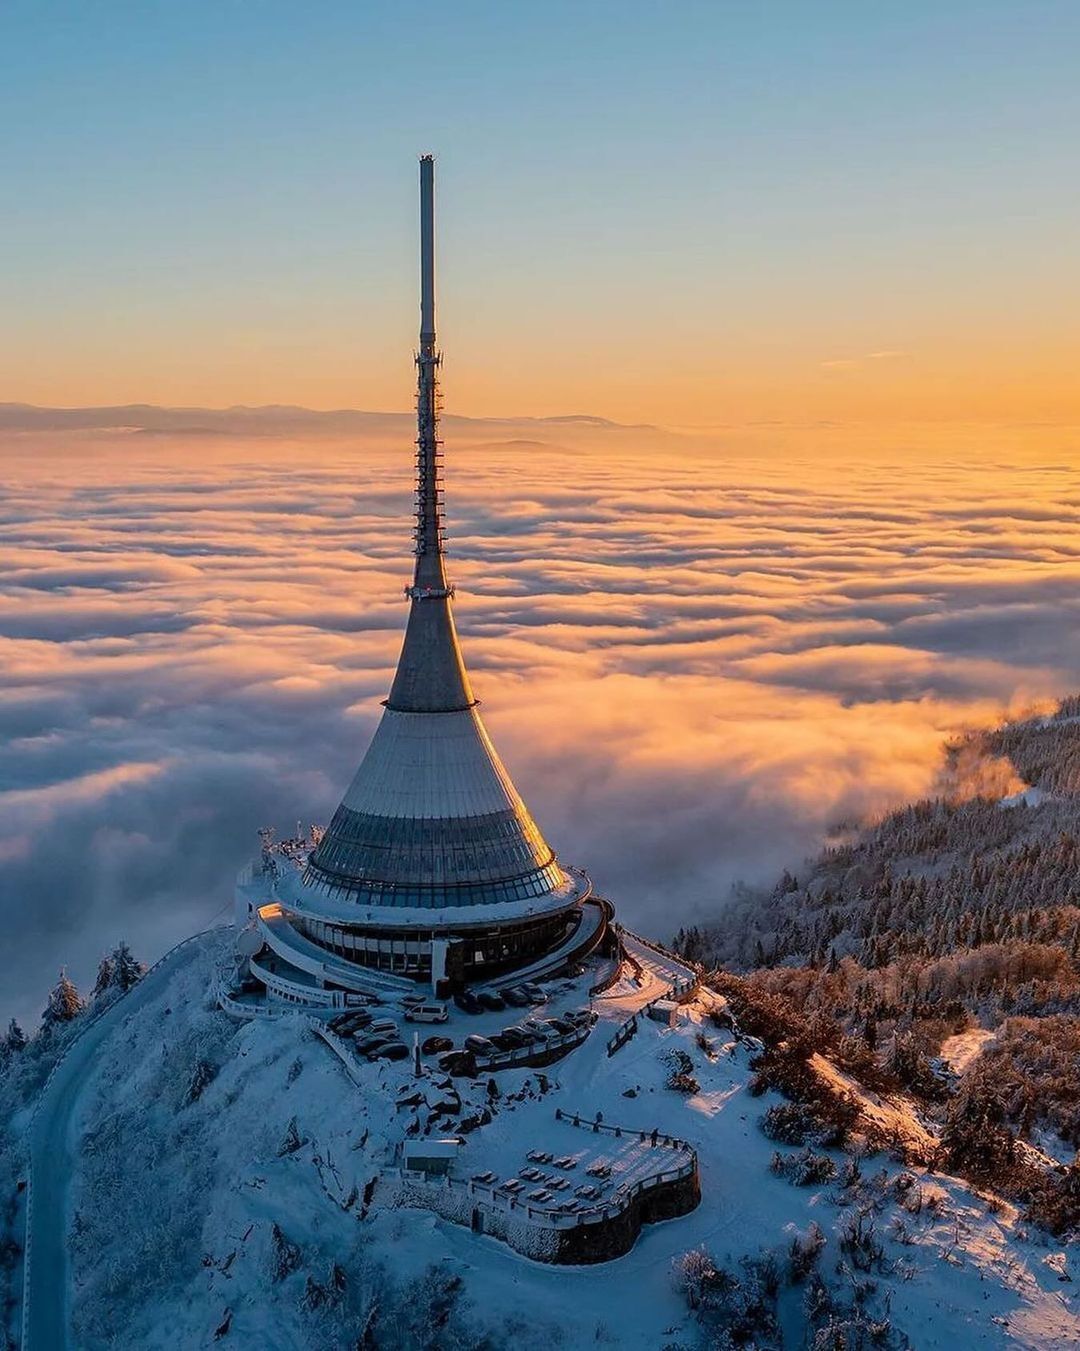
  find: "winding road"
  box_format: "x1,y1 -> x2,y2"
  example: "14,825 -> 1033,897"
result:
22,933 -> 218,1351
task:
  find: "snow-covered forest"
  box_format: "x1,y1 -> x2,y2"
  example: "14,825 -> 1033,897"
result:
675,699 -> 1080,1226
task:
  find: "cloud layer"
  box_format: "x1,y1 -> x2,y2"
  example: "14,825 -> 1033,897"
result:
2,420 -> 1077,1026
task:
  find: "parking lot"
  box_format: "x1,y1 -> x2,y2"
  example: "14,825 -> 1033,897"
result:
323,970 -> 601,1069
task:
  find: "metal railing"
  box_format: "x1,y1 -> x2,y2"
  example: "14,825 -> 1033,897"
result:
622,927 -> 705,978
396,1107 -> 696,1231
248,954 -> 343,1009
216,987 -> 315,1021
309,1021 -> 371,1086
471,1022 -> 591,1072
554,1107 -> 693,1152
605,970 -> 699,1057
588,931 -> 627,997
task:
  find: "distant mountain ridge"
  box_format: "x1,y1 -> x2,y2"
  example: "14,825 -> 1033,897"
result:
0,402 -> 655,437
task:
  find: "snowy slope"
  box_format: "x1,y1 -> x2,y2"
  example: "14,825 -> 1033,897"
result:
46,933 -> 1080,1350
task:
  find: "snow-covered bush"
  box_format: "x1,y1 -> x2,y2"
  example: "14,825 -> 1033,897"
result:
787,1222 -> 826,1283
762,1101 -> 819,1144
1023,1161 -> 1080,1238
182,1058 -> 217,1106
770,1147 -> 837,1186
838,1210 -> 888,1274
672,1246 -> 721,1310
278,1115 -> 304,1156
673,1246 -> 780,1346
939,1074 -> 1018,1180
811,1313 -> 894,1350
268,1221 -> 302,1283
664,1049 -> 699,1094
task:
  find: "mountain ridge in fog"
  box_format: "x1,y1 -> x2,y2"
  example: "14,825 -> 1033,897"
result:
0,402 -> 659,437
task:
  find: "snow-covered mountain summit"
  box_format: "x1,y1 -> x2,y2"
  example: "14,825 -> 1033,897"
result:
5,920 -> 1078,1349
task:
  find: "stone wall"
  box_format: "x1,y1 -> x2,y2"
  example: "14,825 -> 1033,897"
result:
390,1175 -> 561,1262
553,1165 -> 700,1264
388,1159 -> 700,1266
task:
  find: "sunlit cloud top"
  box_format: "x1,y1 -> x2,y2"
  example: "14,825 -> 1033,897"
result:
2,418 -> 1078,1024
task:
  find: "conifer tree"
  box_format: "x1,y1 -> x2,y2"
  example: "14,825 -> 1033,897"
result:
941,1076 -> 1017,1179
93,955 -> 114,997
42,970 -> 83,1031
3,1018 -> 27,1055
109,941 -> 144,993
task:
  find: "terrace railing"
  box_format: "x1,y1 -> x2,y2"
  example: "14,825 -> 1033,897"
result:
472,1023 -> 591,1072
605,970 -> 699,1057
396,1108 -> 697,1231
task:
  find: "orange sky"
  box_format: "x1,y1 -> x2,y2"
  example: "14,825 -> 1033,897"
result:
4,322 -> 1079,429
5,7 -> 1080,428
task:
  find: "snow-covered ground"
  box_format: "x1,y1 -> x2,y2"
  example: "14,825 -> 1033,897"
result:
940,1028 -> 997,1076
38,932 -> 1080,1349
22,932 -> 220,1351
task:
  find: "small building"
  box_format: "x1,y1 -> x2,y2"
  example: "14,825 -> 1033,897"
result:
647,1000 -> 678,1026
402,1138 -> 462,1177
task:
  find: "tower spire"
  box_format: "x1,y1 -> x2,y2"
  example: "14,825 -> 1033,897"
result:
412,154 -> 447,591
385,156 -> 473,713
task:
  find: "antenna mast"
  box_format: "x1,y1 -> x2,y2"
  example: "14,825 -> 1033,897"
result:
411,154 -> 449,597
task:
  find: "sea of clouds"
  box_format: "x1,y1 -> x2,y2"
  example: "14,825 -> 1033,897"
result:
2,413 -> 1079,1027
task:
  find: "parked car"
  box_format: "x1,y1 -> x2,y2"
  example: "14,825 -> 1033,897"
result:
511,1025 -> 545,1045
404,1002 -> 449,1024
371,1041 -> 410,1062
522,984 -> 548,1004
355,1034 -> 392,1055
464,1034 -> 496,1054
438,1051 -> 474,1076
476,990 -> 506,1012
368,1018 -> 398,1036
522,1019 -> 553,1038
422,1035 -> 454,1055
543,1018 -> 575,1036
497,1027 -> 528,1048
501,987 -> 531,1008
454,991 -> 483,1014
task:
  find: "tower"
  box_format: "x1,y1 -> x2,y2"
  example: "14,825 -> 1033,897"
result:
235,158 -> 610,1003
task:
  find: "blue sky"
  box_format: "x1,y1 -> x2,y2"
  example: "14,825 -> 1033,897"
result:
2,1 -> 1078,420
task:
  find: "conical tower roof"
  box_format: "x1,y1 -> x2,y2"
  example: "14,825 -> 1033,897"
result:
305,158 -> 568,911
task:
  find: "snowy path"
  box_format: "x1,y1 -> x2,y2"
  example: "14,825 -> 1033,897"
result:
556,932 -> 699,1106
22,933 -> 219,1351
940,1027 -> 996,1075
